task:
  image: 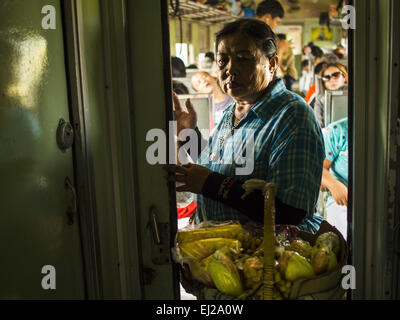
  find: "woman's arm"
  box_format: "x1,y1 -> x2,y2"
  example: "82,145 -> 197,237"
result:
202,172 -> 306,225
163,164 -> 306,225
321,159 -> 348,206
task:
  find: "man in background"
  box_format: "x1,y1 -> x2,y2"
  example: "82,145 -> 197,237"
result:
276,33 -> 298,91
255,1 -> 291,76
255,0 -> 284,30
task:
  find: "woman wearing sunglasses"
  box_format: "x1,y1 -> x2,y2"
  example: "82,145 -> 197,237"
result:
313,63 -> 348,128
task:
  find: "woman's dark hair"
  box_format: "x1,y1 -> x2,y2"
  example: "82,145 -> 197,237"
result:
322,53 -> 339,65
301,59 -> 309,68
311,46 -> 324,59
205,52 -> 215,62
321,63 -> 348,83
333,48 -> 345,60
315,62 -> 327,75
276,33 -> 286,40
215,18 -> 278,59
171,56 -> 186,78
256,0 -> 285,19
172,80 -> 189,94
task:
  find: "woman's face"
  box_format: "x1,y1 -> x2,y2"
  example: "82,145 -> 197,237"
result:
322,66 -> 346,91
216,32 -> 277,103
191,72 -> 216,93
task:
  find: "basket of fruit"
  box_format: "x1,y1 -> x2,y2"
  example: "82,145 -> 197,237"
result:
172,181 -> 348,300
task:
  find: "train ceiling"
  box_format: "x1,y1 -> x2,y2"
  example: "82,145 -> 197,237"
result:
257,0 -> 339,21
169,1 -> 340,24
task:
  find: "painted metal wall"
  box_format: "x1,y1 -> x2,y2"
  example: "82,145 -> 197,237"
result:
0,0 -> 86,299
0,0 -> 179,300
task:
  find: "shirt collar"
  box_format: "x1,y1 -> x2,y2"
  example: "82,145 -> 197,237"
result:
250,79 -> 287,120
221,79 -> 287,121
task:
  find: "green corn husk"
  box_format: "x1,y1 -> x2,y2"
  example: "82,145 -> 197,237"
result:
284,252 -> 315,282
207,247 -> 243,297
177,224 -> 244,244
179,238 -> 241,260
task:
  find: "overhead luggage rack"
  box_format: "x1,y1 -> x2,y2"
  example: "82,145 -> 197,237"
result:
169,0 -> 241,24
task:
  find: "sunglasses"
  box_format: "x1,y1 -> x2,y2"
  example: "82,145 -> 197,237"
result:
322,71 -> 343,82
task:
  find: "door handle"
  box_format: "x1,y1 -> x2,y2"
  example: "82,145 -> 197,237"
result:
149,207 -> 161,245
147,206 -> 170,265
65,177 -> 77,225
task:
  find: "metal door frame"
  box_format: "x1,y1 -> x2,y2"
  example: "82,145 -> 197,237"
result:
352,0 -> 399,299
122,0 -> 180,299
61,0 -> 149,300
161,0 -> 181,299
61,0 -> 103,299
386,0 -> 400,299
97,0 -> 145,299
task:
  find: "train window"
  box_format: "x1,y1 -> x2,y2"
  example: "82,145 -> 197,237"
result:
175,43 -> 189,65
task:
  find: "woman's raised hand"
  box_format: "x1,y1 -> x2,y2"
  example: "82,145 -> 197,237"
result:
172,92 -> 197,135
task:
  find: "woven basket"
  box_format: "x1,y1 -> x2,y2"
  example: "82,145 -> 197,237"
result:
262,183 -> 277,300
178,182 -> 347,300
261,183 -> 348,300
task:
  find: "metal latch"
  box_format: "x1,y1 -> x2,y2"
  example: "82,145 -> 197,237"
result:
147,206 -> 171,265
57,118 -> 74,151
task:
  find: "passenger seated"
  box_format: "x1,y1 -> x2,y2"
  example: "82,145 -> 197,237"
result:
314,63 -> 348,128
299,59 -> 311,96
186,64 -> 198,69
333,44 -> 347,60
171,56 -> 186,78
172,81 -> 189,95
321,118 -> 348,239
306,54 -> 340,108
276,33 -> 298,91
305,61 -> 326,105
191,71 -> 233,125
198,52 -> 215,70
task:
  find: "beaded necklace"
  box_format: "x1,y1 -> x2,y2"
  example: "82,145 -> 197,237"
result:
210,106 -> 240,162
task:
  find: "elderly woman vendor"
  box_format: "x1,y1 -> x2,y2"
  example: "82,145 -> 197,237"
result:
165,19 -> 325,233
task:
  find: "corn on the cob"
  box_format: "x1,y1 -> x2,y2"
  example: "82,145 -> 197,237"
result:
208,248 -> 244,297
179,238 -> 241,260
177,224 -> 244,244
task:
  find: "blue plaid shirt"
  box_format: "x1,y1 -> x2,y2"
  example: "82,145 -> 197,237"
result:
196,79 -> 325,233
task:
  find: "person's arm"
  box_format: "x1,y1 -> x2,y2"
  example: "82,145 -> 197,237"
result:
163,164 -> 306,225
202,172 -> 307,225
322,123 -> 348,206
321,159 -> 348,206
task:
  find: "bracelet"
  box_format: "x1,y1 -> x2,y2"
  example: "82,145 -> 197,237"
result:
222,178 -> 236,201
217,177 -> 232,199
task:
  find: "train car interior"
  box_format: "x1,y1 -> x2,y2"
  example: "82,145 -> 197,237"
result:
0,0 -> 399,301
